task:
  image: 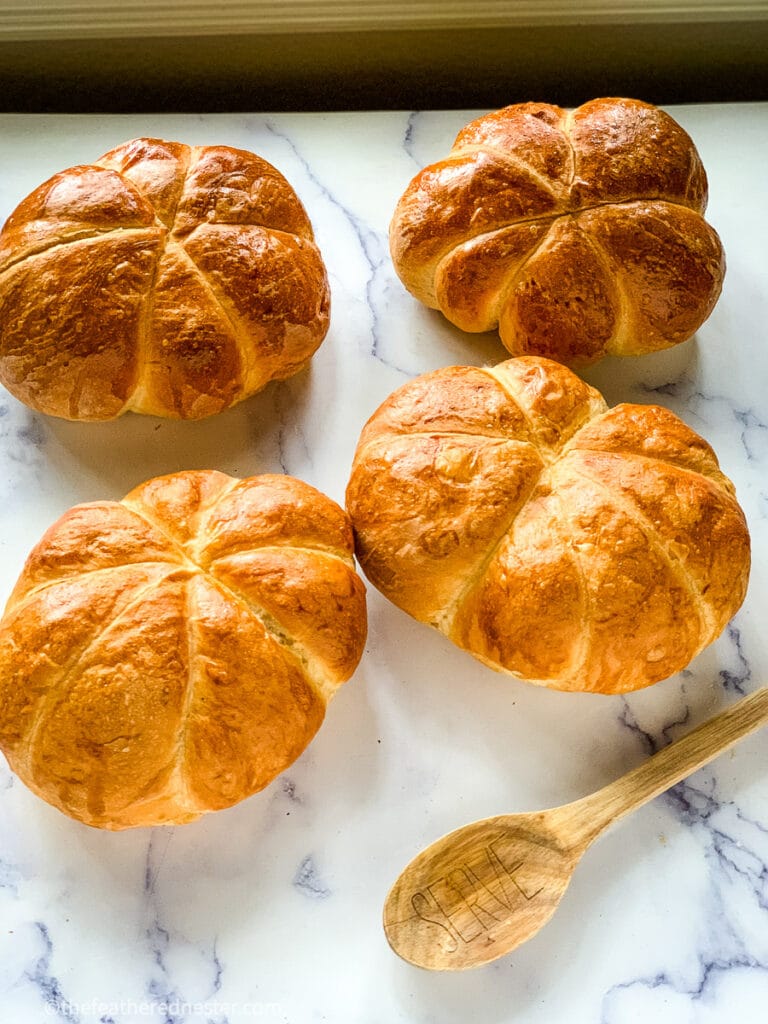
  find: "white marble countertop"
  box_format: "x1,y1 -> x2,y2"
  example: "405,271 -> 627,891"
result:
0,103 -> 766,1024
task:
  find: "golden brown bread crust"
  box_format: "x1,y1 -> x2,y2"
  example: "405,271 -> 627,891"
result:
0,138 -> 330,420
346,356 -> 750,693
0,470 -> 367,828
390,98 -> 724,365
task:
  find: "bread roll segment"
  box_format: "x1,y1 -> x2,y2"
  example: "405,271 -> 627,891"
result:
346,357 -> 750,694
390,98 -> 724,365
0,138 -> 330,420
0,471 -> 367,829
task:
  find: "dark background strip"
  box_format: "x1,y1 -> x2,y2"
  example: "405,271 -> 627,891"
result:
0,21 -> 766,113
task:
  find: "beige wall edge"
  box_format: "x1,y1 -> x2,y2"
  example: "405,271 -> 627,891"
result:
2,0 -> 768,41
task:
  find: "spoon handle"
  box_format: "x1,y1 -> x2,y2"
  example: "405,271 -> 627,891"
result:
570,686 -> 768,847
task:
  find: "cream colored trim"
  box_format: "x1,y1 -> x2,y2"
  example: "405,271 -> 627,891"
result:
0,0 -> 766,41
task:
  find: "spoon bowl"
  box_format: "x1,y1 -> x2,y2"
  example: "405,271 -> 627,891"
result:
384,811 -> 578,970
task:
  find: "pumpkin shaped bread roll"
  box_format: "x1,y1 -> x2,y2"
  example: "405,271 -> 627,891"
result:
346,357 -> 749,693
0,471 -> 367,829
390,98 -> 724,365
0,138 -> 330,420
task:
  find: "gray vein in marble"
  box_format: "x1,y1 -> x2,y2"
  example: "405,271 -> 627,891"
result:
601,955 -> 768,1023
144,828 -> 174,898
601,777 -> 768,1018
618,693 -> 693,757
275,393 -> 291,478
719,624 -> 752,695
281,777 -> 302,805
0,406 -> 47,470
734,407 -> 768,462
15,414 -> 46,450
639,377 -> 687,400
730,807 -> 768,913
144,831 -> 188,1024
142,830 -> 229,1023
680,787 -> 768,912
640,375 -> 768,462
24,921 -> 81,1023
211,939 -> 223,995
660,704 -> 692,746
146,920 -> 185,1024
664,775 -> 720,827
402,112 -> 425,169
605,696 -> 768,1022
0,855 -> 21,896
271,380 -> 312,478
292,855 -> 331,900
262,121 -> 411,377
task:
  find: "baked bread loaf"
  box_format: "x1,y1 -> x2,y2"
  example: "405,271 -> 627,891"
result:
0,470 -> 367,829
390,98 -> 724,365
346,357 -> 749,693
0,137 -> 330,420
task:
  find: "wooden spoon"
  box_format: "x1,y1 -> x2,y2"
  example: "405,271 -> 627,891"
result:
384,686 -> 768,971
